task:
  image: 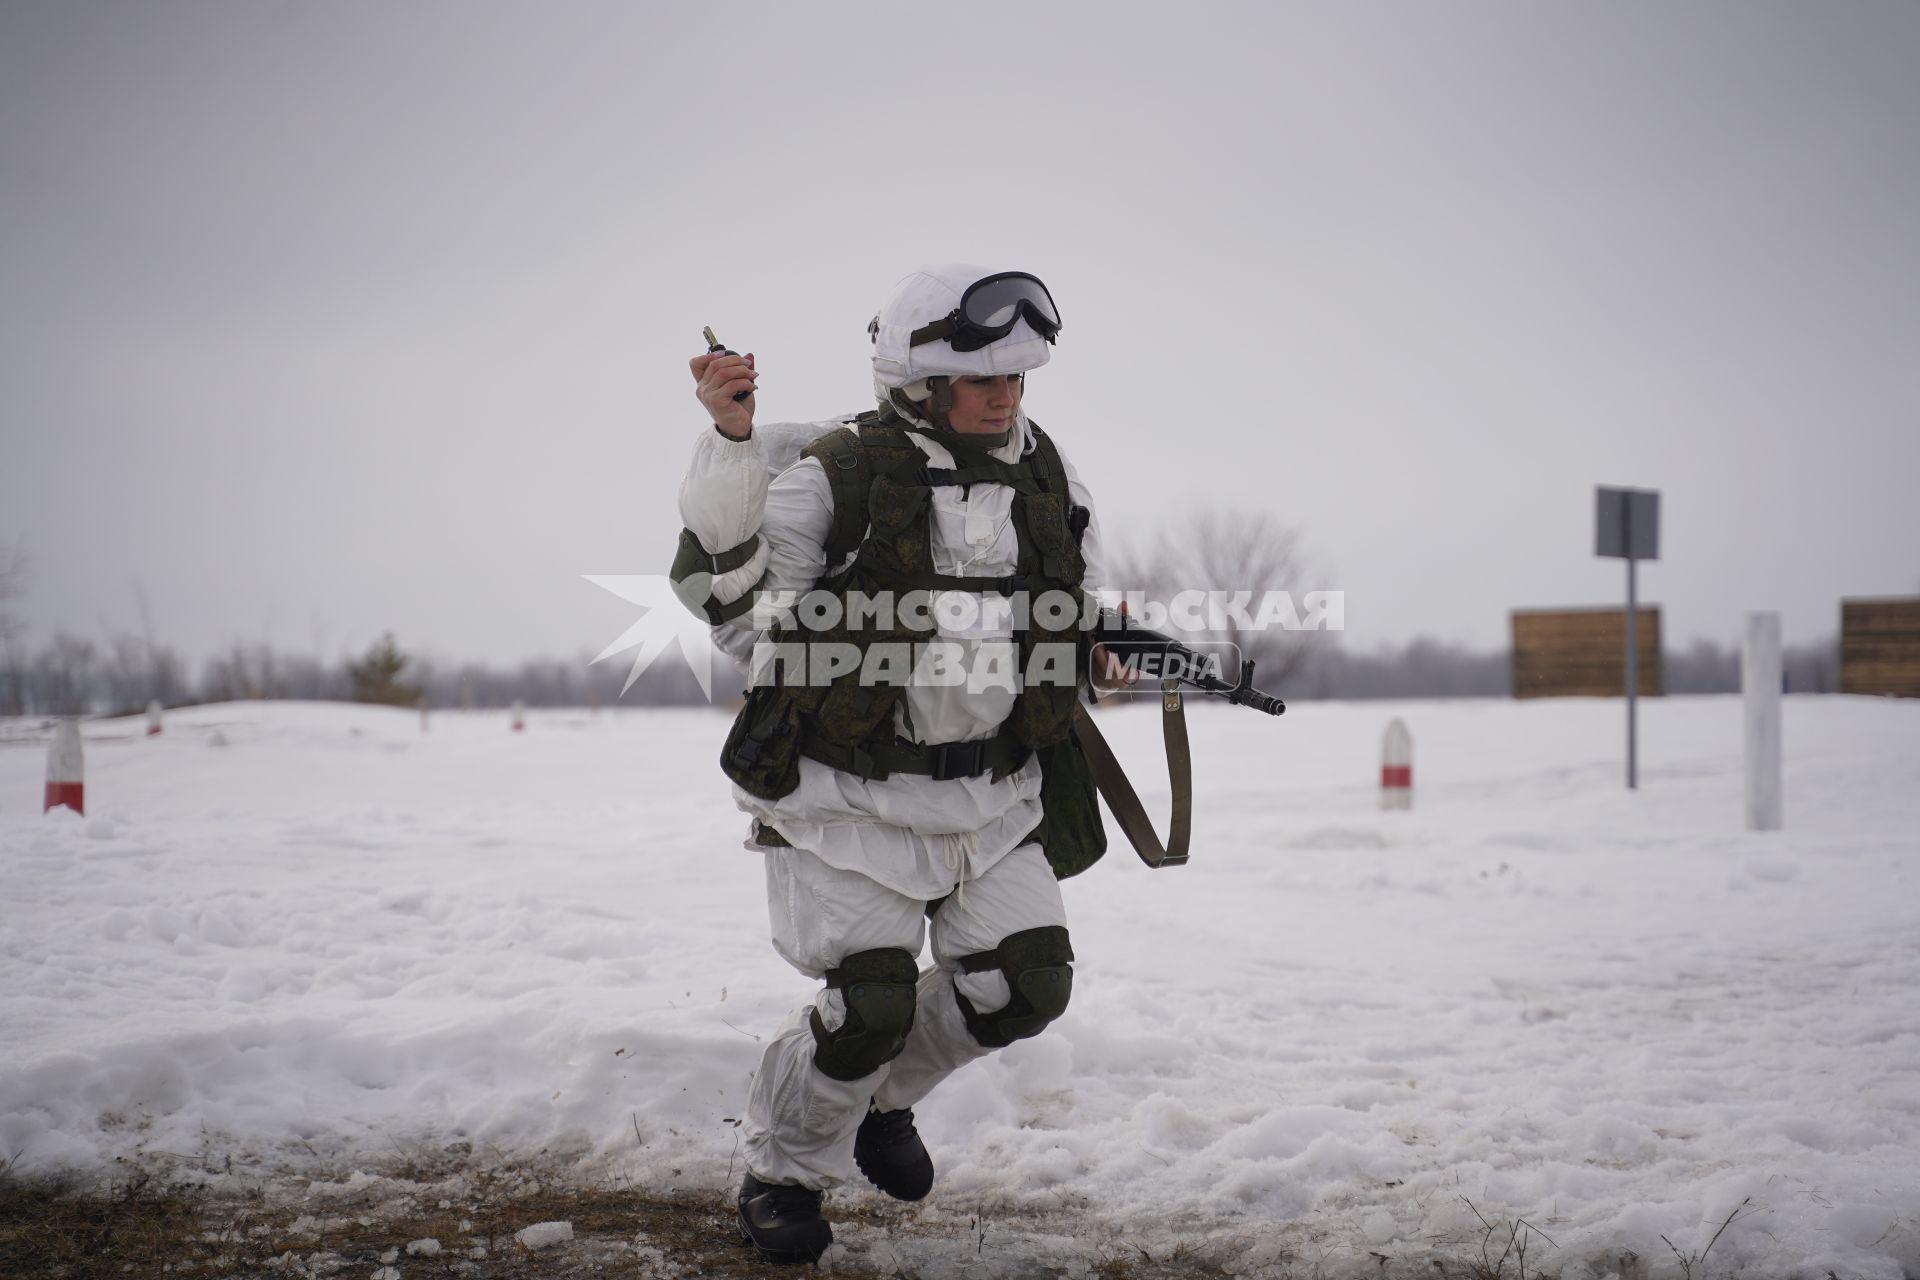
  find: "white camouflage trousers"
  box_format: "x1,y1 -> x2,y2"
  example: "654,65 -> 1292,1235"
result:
740,841 -> 1068,1190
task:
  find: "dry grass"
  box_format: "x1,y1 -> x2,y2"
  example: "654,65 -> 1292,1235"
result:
0,1165 -> 214,1277
2,1153 -> 1176,1279
1,1152 -> 1637,1279
0,1158 -> 791,1279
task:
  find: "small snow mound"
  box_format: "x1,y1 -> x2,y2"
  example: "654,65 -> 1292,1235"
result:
514,1220 -> 573,1250
1830,1203 -> 1896,1249
378,885 -> 431,914
1746,857 -> 1798,883
405,1237 -> 443,1256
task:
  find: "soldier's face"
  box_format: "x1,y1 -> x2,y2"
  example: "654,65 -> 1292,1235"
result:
946,373 -> 1023,435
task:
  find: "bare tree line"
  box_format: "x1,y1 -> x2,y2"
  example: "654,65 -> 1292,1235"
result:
1105,508 -> 1840,699
0,627 -> 1845,719
1282,631 -> 1838,699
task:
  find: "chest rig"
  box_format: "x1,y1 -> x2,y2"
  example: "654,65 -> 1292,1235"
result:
720,410 -> 1090,802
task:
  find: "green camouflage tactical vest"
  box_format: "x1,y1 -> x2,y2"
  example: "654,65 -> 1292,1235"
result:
716,410 -> 1107,878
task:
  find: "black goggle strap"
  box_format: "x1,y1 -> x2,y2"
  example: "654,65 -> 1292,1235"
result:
908,307 -> 1060,350
908,314 -> 961,347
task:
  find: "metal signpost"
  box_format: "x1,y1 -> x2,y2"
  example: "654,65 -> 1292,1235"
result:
1596,486 -> 1660,789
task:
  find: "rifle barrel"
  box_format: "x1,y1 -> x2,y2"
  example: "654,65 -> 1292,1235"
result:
1092,609 -> 1286,717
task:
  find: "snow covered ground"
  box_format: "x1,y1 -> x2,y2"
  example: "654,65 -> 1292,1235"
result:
2,694 -> 1916,1277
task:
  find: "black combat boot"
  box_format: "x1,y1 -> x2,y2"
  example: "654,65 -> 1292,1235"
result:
736,1172 -> 832,1265
853,1105 -> 935,1201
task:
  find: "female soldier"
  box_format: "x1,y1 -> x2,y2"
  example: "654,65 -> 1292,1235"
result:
676,265 -> 1124,1263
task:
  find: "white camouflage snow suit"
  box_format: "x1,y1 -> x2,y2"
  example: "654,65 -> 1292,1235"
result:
676,268 -> 1109,1190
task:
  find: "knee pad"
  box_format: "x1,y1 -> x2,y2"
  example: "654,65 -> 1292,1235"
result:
954,926 -> 1074,1049
810,947 -> 919,1081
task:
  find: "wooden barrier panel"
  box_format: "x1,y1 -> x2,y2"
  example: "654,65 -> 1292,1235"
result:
1511,607 -> 1663,699
1840,597 -> 1920,697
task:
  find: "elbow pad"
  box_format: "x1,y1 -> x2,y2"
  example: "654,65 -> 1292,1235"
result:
669,528 -> 770,624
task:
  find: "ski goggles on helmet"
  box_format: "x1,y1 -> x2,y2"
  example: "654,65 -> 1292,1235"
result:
908,271 -> 1062,352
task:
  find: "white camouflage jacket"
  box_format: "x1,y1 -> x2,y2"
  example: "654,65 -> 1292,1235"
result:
677,409 -> 1109,898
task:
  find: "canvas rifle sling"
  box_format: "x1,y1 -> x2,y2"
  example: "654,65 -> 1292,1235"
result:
1069,682 -> 1192,869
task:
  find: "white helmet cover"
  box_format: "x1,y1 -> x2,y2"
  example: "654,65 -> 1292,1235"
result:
870,264 -> 1055,391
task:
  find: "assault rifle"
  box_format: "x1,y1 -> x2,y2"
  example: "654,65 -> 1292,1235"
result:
1071,606 -> 1284,871
1090,606 -> 1286,716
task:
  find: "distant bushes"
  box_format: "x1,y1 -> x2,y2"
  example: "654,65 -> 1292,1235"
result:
0,630 -> 707,718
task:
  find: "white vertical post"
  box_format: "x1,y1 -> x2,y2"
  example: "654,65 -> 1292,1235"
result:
510,699 -> 526,733
1380,718 -> 1413,810
145,699 -> 164,737
1744,611 -> 1782,831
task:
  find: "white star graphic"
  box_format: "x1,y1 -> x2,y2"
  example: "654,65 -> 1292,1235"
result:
583,574 -> 721,701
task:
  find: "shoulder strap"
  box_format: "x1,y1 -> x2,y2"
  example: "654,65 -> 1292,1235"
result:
856,414 -> 924,477
801,425 -> 870,565
1025,417 -> 1065,493
801,411 -> 931,565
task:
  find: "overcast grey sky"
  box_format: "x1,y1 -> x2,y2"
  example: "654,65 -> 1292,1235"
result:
3,1 -> 1916,669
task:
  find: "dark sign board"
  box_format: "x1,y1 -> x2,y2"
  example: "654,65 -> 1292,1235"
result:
1596,486 -> 1660,561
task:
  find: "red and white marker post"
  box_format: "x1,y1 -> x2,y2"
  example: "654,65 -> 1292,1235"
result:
45,718 -> 85,815
1380,717 -> 1412,811
510,699 -> 526,733
146,700 -> 164,737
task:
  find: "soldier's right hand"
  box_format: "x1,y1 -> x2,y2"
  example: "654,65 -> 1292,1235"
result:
690,349 -> 758,439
